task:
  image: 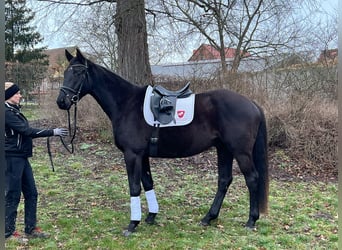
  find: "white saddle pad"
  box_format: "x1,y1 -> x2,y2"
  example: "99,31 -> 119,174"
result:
143,86 -> 195,127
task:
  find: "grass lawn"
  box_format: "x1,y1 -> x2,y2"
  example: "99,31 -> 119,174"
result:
5,141 -> 338,250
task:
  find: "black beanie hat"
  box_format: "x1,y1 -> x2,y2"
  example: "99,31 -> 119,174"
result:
5,84 -> 20,100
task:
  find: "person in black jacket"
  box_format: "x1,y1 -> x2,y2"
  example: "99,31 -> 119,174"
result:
5,82 -> 68,241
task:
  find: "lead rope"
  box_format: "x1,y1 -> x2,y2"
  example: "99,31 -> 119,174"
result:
47,136 -> 55,172
47,104 -> 78,171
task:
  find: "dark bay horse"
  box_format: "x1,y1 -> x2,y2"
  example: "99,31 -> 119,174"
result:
56,48 -> 269,236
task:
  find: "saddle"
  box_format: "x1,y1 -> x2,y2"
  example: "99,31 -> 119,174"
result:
150,82 -> 192,124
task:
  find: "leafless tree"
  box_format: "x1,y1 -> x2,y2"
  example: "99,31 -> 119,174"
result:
154,0 -> 321,73
34,0 -> 152,84
32,0 -> 336,78
63,3 -> 118,69
308,8 -> 338,55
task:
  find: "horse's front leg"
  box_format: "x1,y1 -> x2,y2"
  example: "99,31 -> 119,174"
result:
123,151 -> 143,236
141,156 -> 159,225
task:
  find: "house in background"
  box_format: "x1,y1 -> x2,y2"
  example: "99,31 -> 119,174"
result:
151,44 -> 339,84
44,47 -> 74,78
40,45 -> 337,90
151,44 -> 260,84
42,46 -> 77,91
188,44 -> 248,61
317,49 -> 338,64
42,44 -> 315,87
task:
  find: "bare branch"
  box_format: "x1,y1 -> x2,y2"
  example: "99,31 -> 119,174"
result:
37,0 -> 117,6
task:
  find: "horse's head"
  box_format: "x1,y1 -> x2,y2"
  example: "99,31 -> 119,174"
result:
56,48 -> 89,110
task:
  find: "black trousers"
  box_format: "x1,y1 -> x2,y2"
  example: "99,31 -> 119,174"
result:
5,156 -> 38,237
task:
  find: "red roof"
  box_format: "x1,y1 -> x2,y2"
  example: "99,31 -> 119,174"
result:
188,44 -> 249,61
317,49 -> 338,63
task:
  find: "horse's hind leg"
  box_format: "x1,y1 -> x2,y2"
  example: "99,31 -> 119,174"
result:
235,153 -> 259,229
141,156 -> 159,224
201,146 -> 233,226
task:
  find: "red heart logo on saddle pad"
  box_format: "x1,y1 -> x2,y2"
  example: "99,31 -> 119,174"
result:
177,110 -> 185,118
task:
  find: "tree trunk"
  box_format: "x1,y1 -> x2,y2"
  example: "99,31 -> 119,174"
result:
115,0 -> 152,85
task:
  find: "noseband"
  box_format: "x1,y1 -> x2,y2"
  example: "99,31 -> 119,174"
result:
48,62 -> 88,171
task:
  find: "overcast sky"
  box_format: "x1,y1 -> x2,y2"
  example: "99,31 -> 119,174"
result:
29,0 -> 338,63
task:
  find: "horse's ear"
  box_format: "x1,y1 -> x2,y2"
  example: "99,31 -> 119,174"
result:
76,48 -> 87,64
65,49 -> 74,62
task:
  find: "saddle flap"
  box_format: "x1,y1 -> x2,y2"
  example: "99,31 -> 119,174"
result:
150,93 -> 177,124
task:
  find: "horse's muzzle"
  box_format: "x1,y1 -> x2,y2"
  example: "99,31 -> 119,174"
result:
56,92 -> 72,110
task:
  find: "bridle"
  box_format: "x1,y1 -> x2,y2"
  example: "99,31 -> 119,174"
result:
48,62 -> 88,171
60,64 -> 88,104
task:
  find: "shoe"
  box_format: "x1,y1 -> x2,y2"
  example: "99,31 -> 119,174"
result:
6,231 -> 29,244
26,227 -> 50,238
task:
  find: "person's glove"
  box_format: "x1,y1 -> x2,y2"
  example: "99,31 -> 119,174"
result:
53,128 -> 69,137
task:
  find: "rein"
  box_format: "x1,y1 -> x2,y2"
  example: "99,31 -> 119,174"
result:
47,62 -> 88,171
47,107 -> 78,172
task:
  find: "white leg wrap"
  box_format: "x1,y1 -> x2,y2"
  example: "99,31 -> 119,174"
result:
130,196 -> 141,221
145,189 -> 159,213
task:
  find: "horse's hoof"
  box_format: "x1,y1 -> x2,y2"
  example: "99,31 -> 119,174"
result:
245,219 -> 256,230
122,220 -> 139,236
245,224 -> 257,231
122,229 -> 134,237
199,220 -> 210,226
145,212 -> 157,225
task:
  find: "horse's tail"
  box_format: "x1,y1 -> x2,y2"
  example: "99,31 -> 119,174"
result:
253,105 -> 269,214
